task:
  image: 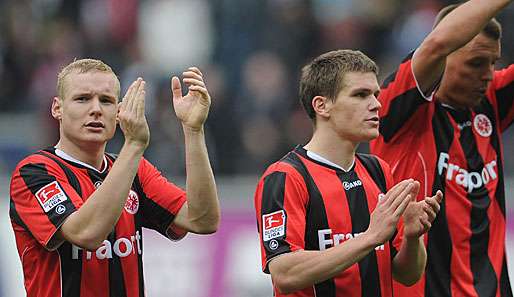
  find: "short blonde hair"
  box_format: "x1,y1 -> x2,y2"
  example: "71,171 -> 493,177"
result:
57,58 -> 121,100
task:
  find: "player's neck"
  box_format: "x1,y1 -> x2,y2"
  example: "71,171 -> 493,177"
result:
55,138 -> 106,170
435,84 -> 470,111
304,130 -> 357,171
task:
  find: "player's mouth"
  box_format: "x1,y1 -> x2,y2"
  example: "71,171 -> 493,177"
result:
84,121 -> 105,131
365,116 -> 379,123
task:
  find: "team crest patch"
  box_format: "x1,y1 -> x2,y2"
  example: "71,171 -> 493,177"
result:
124,190 -> 139,214
35,181 -> 68,213
262,210 -> 286,241
473,114 -> 492,137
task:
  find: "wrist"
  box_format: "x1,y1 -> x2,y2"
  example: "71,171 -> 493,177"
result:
122,140 -> 147,154
182,125 -> 204,134
360,231 -> 384,249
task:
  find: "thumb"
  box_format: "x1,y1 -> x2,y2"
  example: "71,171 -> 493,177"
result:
171,76 -> 182,100
435,190 -> 443,203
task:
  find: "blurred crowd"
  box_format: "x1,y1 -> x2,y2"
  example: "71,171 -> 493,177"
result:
2,0 -> 514,177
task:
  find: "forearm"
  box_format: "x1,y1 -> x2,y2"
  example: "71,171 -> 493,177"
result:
60,143 -> 145,249
428,0 -> 509,55
182,126 -> 219,233
270,233 -> 378,294
392,236 -> 426,286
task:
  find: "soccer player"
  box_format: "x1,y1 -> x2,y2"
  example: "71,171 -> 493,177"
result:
9,59 -> 220,297
254,50 -> 443,297
370,0 -> 513,296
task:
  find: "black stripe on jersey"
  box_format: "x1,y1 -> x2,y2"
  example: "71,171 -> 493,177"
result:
480,99 -> 507,217
380,88 -> 428,142
9,198 -> 32,233
457,105 -> 497,297
58,242 -> 82,297
261,171 -> 291,265
19,163 -> 78,229
500,257 -> 513,297
356,154 -> 387,194
108,230 -> 128,297
36,151 -> 83,196
356,154 -> 398,259
139,191 -> 176,237
133,177 -> 146,297
282,152 -> 336,297
381,52 -> 414,90
496,81 -> 514,125
381,70 -> 398,90
425,105 -> 453,297
338,170 -> 381,297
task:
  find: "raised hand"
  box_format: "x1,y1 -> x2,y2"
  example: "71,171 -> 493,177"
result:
366,179 -> 417,246
171,67 -> 211,130
118,78 -> 150,149
402,190 -> 443,239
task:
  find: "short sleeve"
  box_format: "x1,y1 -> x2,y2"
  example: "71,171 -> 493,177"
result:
254,163 -> 309,273
491,64 -> 514,131
9,158 -> 84,250
136,158 -> 187,240
378,52 -> 434,144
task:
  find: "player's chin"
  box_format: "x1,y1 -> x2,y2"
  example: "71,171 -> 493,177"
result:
362,129 -> 379,141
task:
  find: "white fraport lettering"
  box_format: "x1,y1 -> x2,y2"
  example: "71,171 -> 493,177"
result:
72,231 -> 142,260
318,229 -> 384,251
437,152 -> 497,193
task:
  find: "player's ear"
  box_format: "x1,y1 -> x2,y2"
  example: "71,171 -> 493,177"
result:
51,97 -> 63,121
312,95 -> 331,119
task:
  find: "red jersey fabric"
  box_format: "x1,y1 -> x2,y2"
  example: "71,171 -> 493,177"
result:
370,53 -> 514,297
254,146 -> 400,297
9,148 -> 187,297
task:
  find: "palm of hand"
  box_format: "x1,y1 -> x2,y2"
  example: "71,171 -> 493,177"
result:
174,90 -> 210,129
402,201 -> 427,238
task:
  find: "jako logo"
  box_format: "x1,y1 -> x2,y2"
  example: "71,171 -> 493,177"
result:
72,231 -> 142,260
437,152 -> 497,193
318,229 -> 384,251
343,180 -> 363,190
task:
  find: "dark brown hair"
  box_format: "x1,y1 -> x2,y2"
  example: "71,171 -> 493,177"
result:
299,49 -> 378,120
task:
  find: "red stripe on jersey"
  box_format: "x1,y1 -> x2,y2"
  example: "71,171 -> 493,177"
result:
255,146 -> 396,297
10,148 -> 186,297
371,53 -> 513,297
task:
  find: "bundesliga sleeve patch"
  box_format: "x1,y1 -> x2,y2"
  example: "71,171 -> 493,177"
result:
262,210 -> 286,241
35,181 -> 68,213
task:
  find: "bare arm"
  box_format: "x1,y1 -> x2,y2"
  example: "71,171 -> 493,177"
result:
171,67 -> 220,234
392,190 -> 443,285
269,180 -> 415,294
413,0 -> 511,92
57,79 -> 150,250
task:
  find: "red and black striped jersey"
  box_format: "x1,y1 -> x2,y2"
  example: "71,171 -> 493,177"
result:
9,147 -> 187,297
254,146 -> 400,297
370,53 -> 514,297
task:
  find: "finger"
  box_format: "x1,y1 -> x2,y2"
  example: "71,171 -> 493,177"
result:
410,181 -> 420,199
171,76 -> 182,100
434,190 -> 444,203
131,80 -> 145,113
382,179 -> 410,207
127,78 -> 142,112
183,78 -> 206,88
187,85 -> 209,97
122,80 -> 137,106
420,216 -> 432,230
423,203 -> 437,221
425,196 -> 441,213
182,71 -> 203,81
389,181 -> 414,211
187,66 -> 203,76
393,194 -> 412,218
136,90 -> 146,119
